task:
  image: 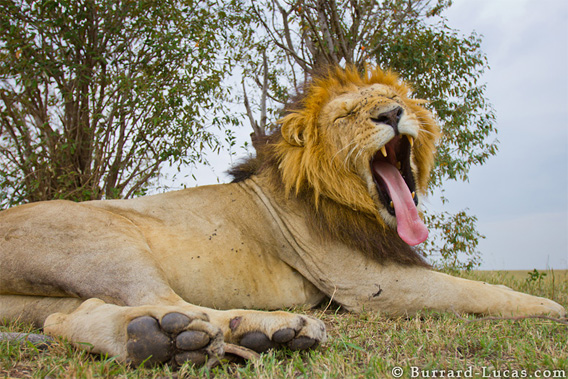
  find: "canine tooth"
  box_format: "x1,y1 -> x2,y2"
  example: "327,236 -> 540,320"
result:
407,135 -> 414,147
397,162 -> 401,170
389,201 -> 394,208
412,191 -> 415,199
381,146 -> 387,157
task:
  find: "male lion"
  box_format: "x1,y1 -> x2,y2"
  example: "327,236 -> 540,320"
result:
0,67 -> 565,366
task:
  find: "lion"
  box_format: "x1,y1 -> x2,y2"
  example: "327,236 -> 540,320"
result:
0,66 -> 565,367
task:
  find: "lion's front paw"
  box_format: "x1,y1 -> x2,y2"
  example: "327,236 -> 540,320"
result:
228,313 -> 326,353
493,288 -> 567,318
532,298 -> 567,318
126,312 -> 223,367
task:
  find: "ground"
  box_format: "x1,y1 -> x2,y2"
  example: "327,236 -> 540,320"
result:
1,270 -> 566,379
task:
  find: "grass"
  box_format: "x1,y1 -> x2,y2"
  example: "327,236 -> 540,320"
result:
1,270 -> 567,378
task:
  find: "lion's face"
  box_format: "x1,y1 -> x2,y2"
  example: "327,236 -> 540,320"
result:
275,67 -> 439,246
320,84 -> 428,244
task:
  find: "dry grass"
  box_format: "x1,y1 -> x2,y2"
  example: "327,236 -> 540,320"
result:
1,270 -> 567,378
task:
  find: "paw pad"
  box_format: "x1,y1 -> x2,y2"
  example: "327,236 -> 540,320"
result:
126,312 -> 214,367
240,331 -> 276,353
176,330 -> 210,350
272,328 -> 295,343
288,336 -> 316,351
239,327 -> 318,353
161,312 -> 190,334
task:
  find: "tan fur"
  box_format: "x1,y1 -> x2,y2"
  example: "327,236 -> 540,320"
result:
0,67 -> 564,365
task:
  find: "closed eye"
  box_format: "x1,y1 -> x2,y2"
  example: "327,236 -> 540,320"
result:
333,104 -> 360,123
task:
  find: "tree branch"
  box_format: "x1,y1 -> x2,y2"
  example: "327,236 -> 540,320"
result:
315,0 -> 337,65
259,49 -> 269,131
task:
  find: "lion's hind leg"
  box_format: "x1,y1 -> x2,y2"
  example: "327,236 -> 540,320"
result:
0,295 -> 84,327
44,298 -> 225,367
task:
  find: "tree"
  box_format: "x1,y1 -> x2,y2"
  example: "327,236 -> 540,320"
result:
0,0 -> 237,207
236,0 -> 497,269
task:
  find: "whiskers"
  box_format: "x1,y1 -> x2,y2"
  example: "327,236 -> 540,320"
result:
330,134 -> 383,173
412,114 -> 440,138
331,140 -> 359,171
417,127 -> 438,138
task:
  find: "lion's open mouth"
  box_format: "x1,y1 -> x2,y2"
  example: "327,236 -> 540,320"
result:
371,135 -> 417,213
370,135 -> 429,245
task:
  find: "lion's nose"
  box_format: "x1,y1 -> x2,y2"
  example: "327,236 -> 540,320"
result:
373,107 -> 403,132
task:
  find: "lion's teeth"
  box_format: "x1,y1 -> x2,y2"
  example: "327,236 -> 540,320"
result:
397,162 -> 401,170
381,146 -> 387,157
412,191 -> 415,199
389,201 -> 394,208
407,135 -> 414,147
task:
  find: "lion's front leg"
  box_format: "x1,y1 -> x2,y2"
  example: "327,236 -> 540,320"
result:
312,259 -> 567,317
348,267 -> 567,317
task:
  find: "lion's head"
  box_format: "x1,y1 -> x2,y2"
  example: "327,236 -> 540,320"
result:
231,66 -> 440,264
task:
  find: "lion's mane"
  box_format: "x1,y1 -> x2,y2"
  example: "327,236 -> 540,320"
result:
231,66 -> 440,266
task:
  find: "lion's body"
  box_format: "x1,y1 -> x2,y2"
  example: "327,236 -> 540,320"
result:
0,67 -> 565,366
1,180 -> 322,313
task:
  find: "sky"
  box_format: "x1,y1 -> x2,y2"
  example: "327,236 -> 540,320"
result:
433,0 -> 568,270
174,0 -> 568,271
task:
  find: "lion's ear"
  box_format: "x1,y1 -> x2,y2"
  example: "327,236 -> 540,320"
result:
280,113 -> 306,147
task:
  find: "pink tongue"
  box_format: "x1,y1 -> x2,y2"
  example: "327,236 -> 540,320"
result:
373,161 -> 428,246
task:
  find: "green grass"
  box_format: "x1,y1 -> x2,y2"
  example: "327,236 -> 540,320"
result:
1,270 -> 567,378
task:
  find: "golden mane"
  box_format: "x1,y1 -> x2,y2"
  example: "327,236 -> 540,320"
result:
231,66 -> 440,266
